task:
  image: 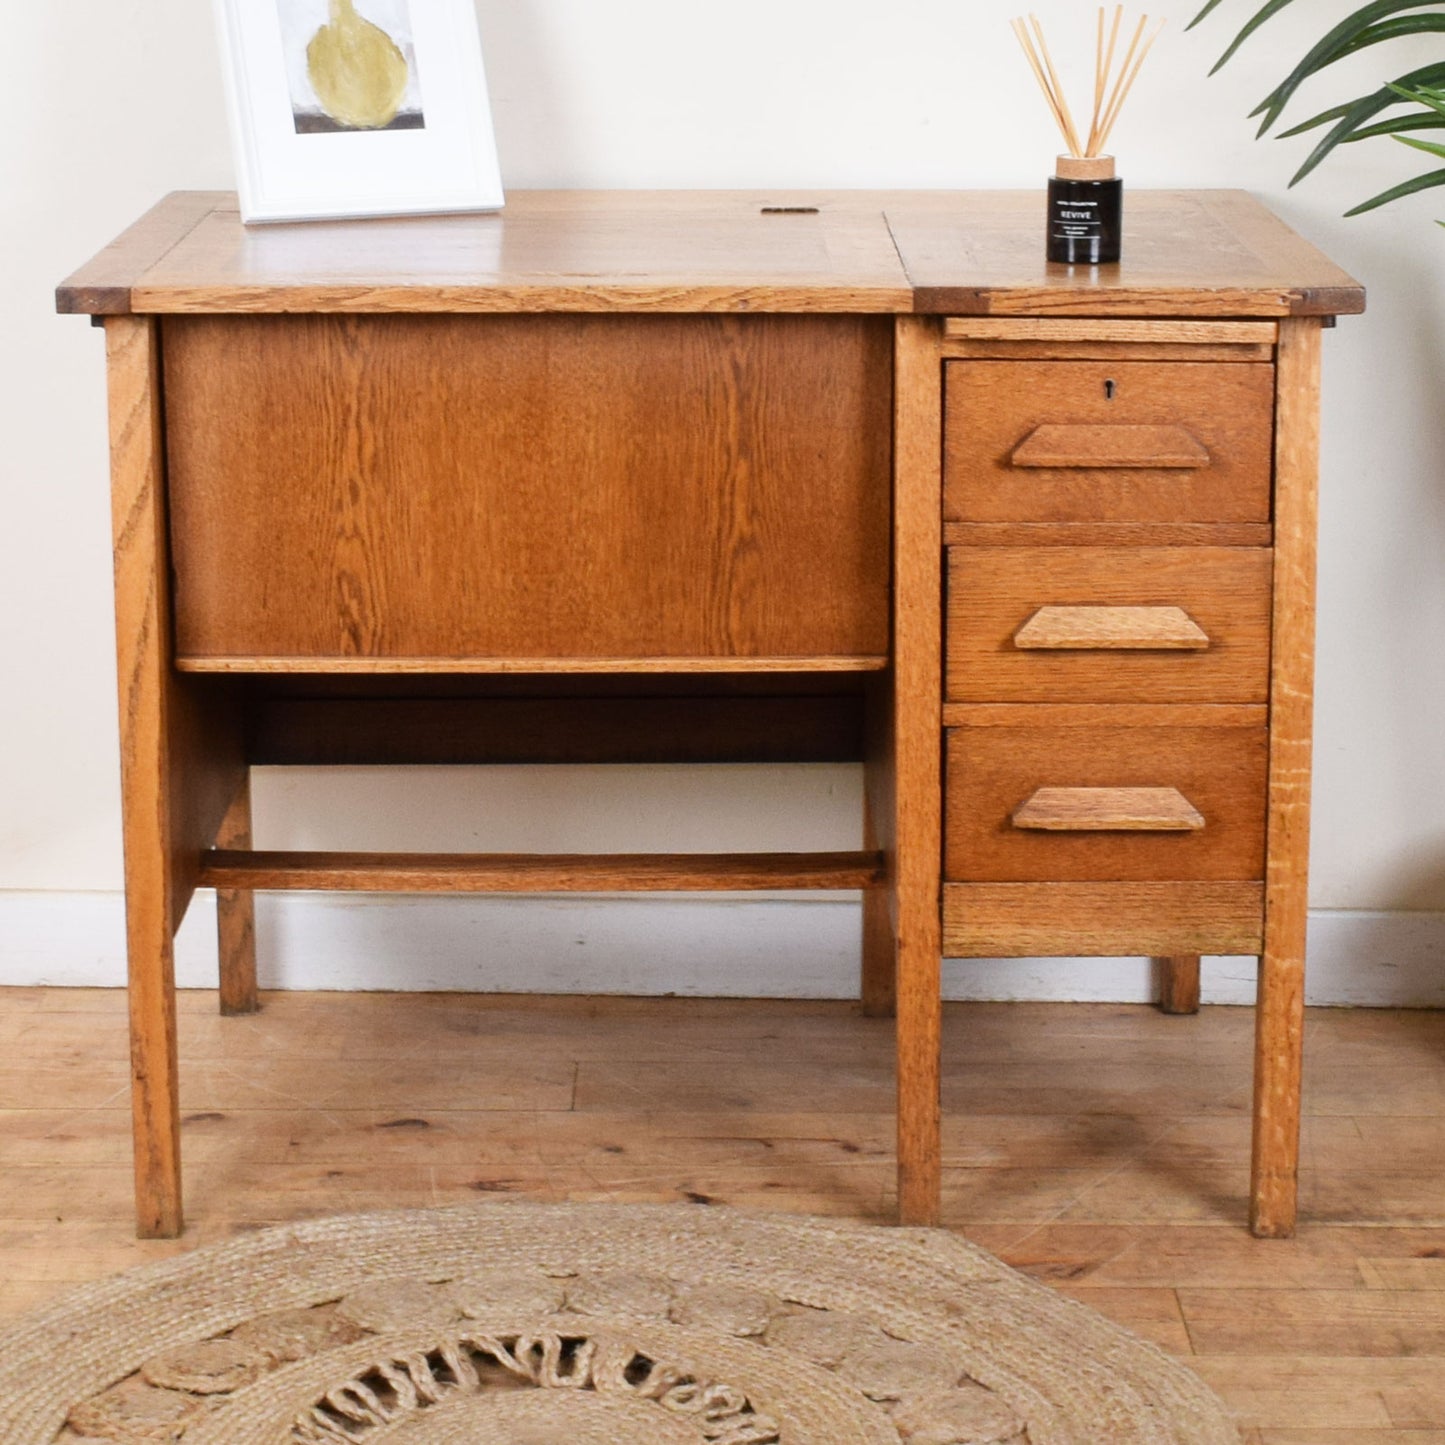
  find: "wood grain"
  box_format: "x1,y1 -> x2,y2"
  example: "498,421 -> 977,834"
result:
942,318 -> 1280,345
215,776 -> 257,1018
943,704 -> 1267,729
946,546 -> 1273,704
944,522 -> 1273,548
888,190 -> 1365,317
132,192 -> 915,314
1252,318 -> 1324,1240
942,881 -> 1265,956
1011,786 -> 1206,833
945,340 -> 1276,363
891,316 -> 945,1226
1012,605 -> 1210,651
944,724 -> 1268,883
1011,423 -> 1211,470
944,360 -> 1275,525
105,318 -> 245,1236
2,992 -> 1443,1443
1158,956 -> 1203,1015
177,656 -> 888,675
56,192 -> 1365,321
55,193 -> 226,314
163,314 -> 891,666
198,851 -> 885,893
105,318 -> 183,1239
59,192 -> 1359,1250
860,674 -> 898,1019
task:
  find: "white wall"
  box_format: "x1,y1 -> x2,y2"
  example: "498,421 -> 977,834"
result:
2,1 -> 1442,999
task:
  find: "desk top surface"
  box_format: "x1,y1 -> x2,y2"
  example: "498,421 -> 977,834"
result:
58,189 -> 1363,319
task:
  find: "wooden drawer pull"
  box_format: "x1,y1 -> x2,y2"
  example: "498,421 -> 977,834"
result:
1011,786 -> 1206,833
1013,605 -> 1210,652
1011,424 -> 1211,470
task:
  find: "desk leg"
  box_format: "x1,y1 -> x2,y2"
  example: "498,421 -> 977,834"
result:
861,701 -> 897,1018
892,316 -> 943,1226
1251,317 -> 1321,1240
217,774 -> 259,1017
1157,956 -> 1202,1014
107,316 -> 184,1239
860,884 -> 897,1017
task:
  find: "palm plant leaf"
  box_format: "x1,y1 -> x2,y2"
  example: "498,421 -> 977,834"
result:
1394,80 -> 1445,115
1397,131 -> 1445,155
1251,8 -> 1445,136
1345,112 -> 1445,140
1187,0 -> 1233,27
1191,0 -> 1302,74
1278,63 -> 1445,183
1343,165 -> 1445,212
1195,1 -> 1445,218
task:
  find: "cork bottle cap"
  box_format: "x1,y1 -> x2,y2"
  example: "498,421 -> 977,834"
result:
1055,155 -> 1117,182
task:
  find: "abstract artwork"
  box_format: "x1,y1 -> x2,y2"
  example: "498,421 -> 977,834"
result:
277,0 -> 426,133
214,0 -> 502,221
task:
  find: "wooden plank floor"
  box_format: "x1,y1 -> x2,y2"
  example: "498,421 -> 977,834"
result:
1,987 -> 1442,1443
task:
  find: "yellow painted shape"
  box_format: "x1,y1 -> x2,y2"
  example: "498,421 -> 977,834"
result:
306,0 -> 410,131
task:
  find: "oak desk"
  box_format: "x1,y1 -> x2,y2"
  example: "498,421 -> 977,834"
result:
58,190 -> 1363,1239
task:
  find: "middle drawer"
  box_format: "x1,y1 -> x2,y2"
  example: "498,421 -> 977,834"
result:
946,546 -> 1272,704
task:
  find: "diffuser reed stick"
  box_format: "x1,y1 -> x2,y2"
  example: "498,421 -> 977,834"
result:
1012,7 -> 1163,159
1016,7 -> 1161,264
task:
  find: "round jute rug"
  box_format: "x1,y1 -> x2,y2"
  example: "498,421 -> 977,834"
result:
0,1203 -> 1237,1444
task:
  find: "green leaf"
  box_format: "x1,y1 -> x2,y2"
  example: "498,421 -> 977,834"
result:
1187,0 -> 1237,31
1252,7 -> 1445,136
1279,102 -> 1360,138
1343,164 -> 1445,212
1287,62 -> 1445,183
1193,4 -> 1445,221
1344,112 -> 1445,140
1390,80 -> 1445,115
1209,0 -> 1305,75
1396,131 -> 1445,156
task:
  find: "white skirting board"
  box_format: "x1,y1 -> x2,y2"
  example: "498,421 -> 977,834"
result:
0,891 -> 1443,1006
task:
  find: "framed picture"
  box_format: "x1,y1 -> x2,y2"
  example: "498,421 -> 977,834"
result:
213,0 -> 503,224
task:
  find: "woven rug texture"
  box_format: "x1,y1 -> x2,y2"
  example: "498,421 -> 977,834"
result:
0,1203 -> 1239,1444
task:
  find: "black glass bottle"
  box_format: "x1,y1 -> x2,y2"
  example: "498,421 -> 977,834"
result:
1047,155 -> 1122,265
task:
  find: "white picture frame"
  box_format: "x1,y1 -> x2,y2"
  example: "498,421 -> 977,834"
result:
213,0 -> 503,224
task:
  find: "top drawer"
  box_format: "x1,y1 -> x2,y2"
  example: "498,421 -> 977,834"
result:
944,360 -> 1275,525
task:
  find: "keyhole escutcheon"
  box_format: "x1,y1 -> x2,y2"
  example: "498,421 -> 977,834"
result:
1104,378 -> 1117,401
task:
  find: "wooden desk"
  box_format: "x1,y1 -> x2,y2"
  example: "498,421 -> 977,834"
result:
58,190 -> 1363,1240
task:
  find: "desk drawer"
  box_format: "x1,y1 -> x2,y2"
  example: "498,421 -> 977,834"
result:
944,723 -> 1267,882
944,360 -> 1274,524
946,546 -> 1272,704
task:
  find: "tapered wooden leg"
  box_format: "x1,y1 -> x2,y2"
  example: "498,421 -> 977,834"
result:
1158,955 -> 1202,1014
123,894 -> 183,1239
1251,318 -> 1322,1240
107,316 -> 184,1239
217,774 -> 259,1017
892,316 -> 944,1226
861,885 -> 897,1017
860,784 -> 897,1017
897,938 -> 942,1225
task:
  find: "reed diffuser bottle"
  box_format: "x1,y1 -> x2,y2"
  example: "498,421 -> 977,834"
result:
1013,7 -> 1162,267
1049,155 -> 1122,264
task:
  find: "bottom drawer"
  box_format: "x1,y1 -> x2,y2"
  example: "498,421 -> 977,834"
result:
945,724 -> 1268,882
942,881 -> 1265,958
